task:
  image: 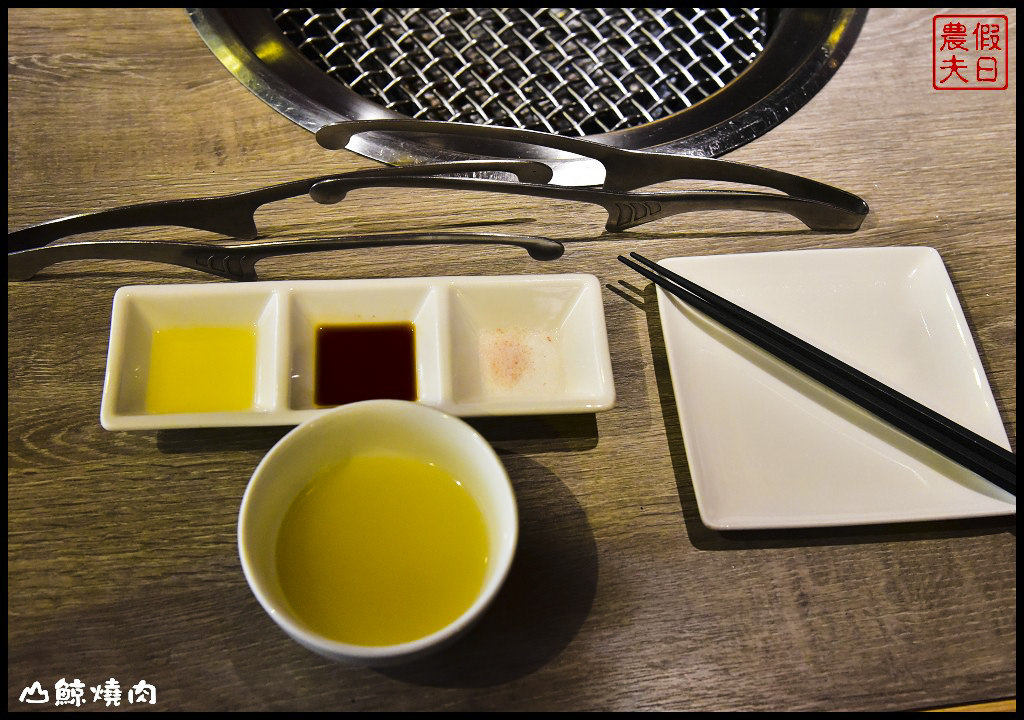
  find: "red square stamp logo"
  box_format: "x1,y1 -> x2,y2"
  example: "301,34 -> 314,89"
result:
933,14 -> 1009,90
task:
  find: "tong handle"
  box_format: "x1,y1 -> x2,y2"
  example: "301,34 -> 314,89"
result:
316,119 -> 869,218
7,161 -> 553,252
310,176 -> 867,232
8,233 -> 564,282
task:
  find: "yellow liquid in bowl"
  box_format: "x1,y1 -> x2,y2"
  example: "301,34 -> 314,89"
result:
145,325 -> 257,414
275,455 -> 490,647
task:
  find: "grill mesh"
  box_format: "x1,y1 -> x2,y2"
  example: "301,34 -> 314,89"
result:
272,8 -> 768,136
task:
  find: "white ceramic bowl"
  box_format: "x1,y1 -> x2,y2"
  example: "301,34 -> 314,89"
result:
238,400 -> 518,664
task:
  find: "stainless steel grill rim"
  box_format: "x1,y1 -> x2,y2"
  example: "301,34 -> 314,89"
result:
272,7 -> 768,136
187,8 -> 868,161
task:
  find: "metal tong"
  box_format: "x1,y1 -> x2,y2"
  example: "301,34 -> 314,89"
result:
8,232 -> 564,282
7,160 -> 552,253
314,119 -> 869,231
11,121 -> 867,248
9,121 -> 868,280
7,160 -> 560,280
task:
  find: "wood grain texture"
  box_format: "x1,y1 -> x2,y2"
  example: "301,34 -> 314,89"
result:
8,8 -> 1015,712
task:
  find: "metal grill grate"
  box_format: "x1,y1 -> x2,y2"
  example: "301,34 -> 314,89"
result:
272,8 -> 768,137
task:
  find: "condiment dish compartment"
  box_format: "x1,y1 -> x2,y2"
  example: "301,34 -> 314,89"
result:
285,281 -> 446,412
100,275 -> 614,430
101,285 -> 282,430
447,277 -> 615,414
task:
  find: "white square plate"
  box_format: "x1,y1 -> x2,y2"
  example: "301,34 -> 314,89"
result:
655,247 -> 1015,529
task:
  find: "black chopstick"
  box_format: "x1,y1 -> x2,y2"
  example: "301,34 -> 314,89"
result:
628,252 -> 1015,469
619,252 -> 1016,496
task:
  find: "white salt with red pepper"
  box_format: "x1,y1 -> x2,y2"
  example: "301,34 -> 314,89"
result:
479,327 -> 563,397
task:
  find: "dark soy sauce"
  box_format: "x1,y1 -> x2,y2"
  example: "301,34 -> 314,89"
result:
314,323 -> 417,406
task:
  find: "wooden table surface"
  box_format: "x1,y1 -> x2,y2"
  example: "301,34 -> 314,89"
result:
7,8 -> 1016,712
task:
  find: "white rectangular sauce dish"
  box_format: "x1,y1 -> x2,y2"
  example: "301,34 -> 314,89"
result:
100,274 -> 616,430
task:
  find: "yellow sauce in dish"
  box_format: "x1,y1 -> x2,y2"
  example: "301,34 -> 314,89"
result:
145,325 -> 257,414
275,454 -> 489,646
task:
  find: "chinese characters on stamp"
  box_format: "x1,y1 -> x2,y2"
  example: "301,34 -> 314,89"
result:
933,14 -> 1009,90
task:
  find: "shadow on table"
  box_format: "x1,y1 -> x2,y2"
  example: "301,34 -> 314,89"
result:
610,279 -> 1016,551
7,454 -> 597,705
379,453 -> 599,687
153,414 -> 598,457
468,414 -> 599,453
156,425 -> 292,454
